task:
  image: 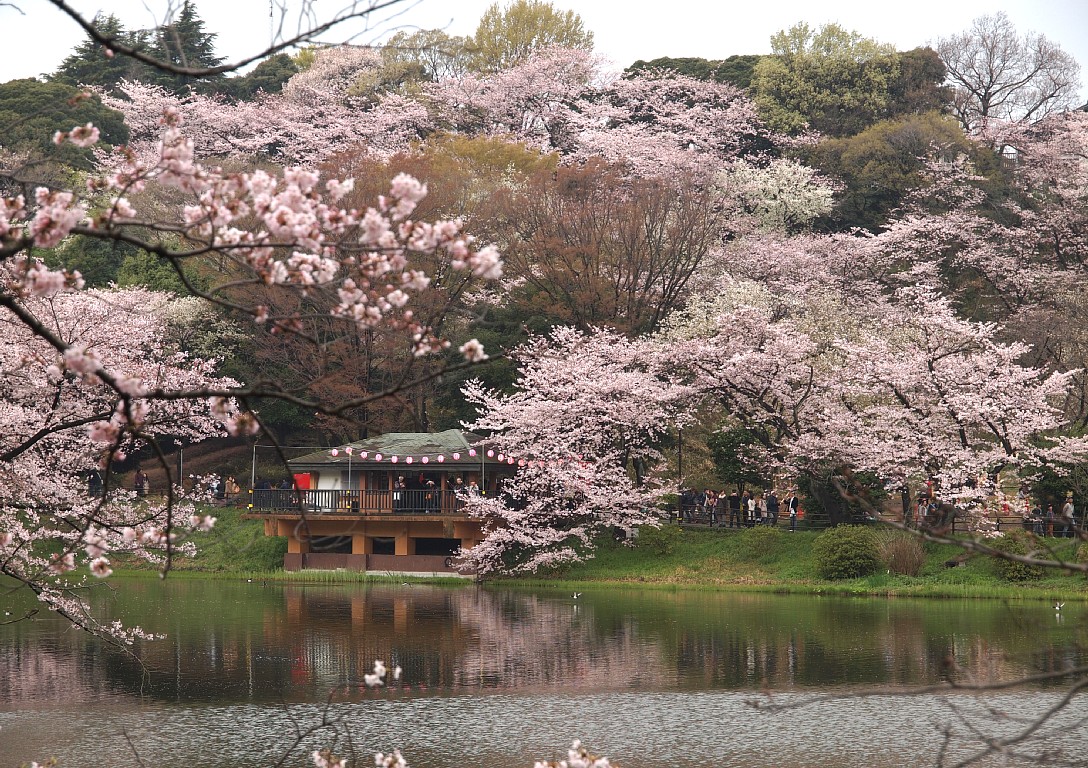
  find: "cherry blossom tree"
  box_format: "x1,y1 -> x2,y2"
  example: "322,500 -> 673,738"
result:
715,157 -> 836,234
99,75 -> 433,167
0,285 -> 234,639
425,48 -> 777,180
0,102 -> 503,639
458,327 -> 694,574
658,267 -> 1088,525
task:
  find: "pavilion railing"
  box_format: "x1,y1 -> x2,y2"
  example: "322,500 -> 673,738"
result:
250,488 -> 467,515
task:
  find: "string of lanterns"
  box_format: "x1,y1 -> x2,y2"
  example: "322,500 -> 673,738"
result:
327,445 -> 583,468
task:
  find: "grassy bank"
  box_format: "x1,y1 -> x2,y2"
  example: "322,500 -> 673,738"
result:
504,525 -> 1088,601
133,508 -> 1088,599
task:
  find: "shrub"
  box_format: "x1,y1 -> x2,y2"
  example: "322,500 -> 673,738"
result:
638,522 -> 683,555
878,532 -> 926,576
813,525 -> 881,580
1078,543 -> 1088,565
740,525 -> 784,560
989,530 -> 1043,582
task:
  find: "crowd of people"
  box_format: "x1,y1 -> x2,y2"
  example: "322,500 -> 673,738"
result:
1015,499 -> 1080,537
679,488 -> 801,530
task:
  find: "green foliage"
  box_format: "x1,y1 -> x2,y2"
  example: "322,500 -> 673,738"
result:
468,0 -> 593,74
878,531 -> 926,576
886,47 -> 952,118
625,55 -> 761,89
1077,543 -> 1088,565
707,426 -> 765,490
51,14 -> 156,90
637,522 -> 683,554
751,22 -> 900,137
626,57 -> 720,81
989,530 -> 1043,582
221,54 -> 300,100
796,467 -> 884,527
182,505 -> 288,572
0,79 -> 128,169
809,111 -> 974,231
49,2 -> 225,95
382,29 -> 471,83
44,235 -> 134,287
813,525 -> 881,579
115,249 -> 189,293
715,55 -> 762,90
739,525 -> 784,560
293,47 -> 319,71
149,0 -> 225,93
1022,457 -> 1088,511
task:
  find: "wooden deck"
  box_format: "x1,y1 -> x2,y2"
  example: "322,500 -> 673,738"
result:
249,488 -> 469,516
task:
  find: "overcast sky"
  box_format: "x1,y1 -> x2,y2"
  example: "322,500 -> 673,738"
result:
2,0 -> 1086,103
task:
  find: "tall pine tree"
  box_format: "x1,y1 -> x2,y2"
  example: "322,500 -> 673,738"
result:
51,14 -> 154,91
153,0 -> 225,92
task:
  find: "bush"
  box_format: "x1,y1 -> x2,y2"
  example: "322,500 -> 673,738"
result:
813,525 -> 881,580
989,530 -> 1043,582
740,525 -> 784,560
1078,543 -> 1088,565
878,532 -> 926,576
638,522 -> 683,555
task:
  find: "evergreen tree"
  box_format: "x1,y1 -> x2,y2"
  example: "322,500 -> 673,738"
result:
51,14 -> 154,91
219,54 -> 299,100
153,0 -> 225,92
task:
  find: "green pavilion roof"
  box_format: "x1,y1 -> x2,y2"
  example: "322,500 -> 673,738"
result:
289,429 -> 493,469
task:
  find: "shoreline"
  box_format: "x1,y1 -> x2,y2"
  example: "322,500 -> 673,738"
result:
104,512 -> 1088,602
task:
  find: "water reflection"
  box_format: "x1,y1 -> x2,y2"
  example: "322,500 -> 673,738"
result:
1,581 -> 1086,768
0,581 -> 1083,708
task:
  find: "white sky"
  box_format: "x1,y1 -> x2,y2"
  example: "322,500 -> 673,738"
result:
1,0 -> 1086,103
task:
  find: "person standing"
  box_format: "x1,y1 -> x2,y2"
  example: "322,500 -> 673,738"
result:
728,489 -> 741,528
134,468 -> 148,497
766,490 -> 780,527
1046,504 -> 1055,537
1062,497 -> 1075,538
1030,502 -> 1044,536
786,491 -> 799,531
87,468 -> 103,497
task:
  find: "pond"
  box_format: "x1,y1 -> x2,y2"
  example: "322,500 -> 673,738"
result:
0,579 -> 1084,767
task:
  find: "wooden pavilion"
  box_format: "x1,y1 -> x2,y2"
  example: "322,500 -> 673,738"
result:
245,430 -> 515,574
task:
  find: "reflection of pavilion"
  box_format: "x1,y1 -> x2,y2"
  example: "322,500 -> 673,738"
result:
246,430 -> 515,573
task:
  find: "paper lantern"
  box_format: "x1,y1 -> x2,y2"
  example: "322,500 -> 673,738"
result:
487,449 -> 495,458
452,452 -> 460,460
437,455 -> 445,463
518,459 -> 526,467
360,451 -> 369,459
421,456 -> 429,464
391,456 -> 399,463
330,448 -> 340,457
497,453 -> 504,461
468,449 -> 477,457
405,456 -> 413,464
507,457 -> 515,464
374,453 -> 383,461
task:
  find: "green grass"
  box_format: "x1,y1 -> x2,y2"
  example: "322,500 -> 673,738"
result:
118,512 -> 1088,601
495,525 -> 1088,601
